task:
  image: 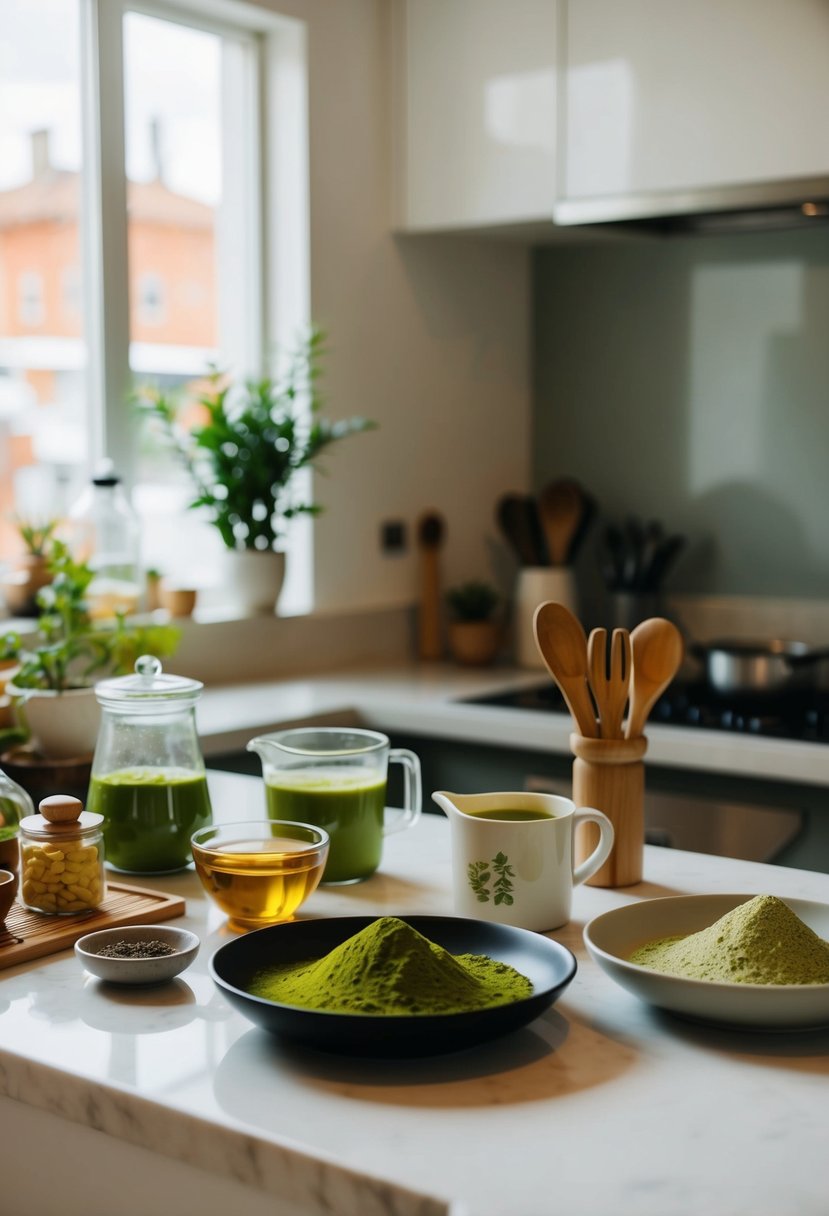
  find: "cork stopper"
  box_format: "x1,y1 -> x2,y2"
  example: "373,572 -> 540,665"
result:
39,795 -> 84,824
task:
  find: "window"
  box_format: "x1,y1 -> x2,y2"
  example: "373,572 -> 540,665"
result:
0,0 -> 87,555
0,0 -> 310,613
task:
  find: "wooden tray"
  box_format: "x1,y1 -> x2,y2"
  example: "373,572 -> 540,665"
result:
0,881 -> 186,970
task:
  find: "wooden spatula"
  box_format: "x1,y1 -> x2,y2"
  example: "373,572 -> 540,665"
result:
538,479 -> 587,567
496,493 -> 546,567
417,511 -> 445,660
533,601 -> 597,737
626,617 -> 684,738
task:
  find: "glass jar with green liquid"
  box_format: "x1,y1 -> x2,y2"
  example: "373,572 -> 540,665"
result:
87,656 -> 212,874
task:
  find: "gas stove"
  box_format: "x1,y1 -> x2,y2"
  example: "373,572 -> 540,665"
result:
464,680 -> 829,744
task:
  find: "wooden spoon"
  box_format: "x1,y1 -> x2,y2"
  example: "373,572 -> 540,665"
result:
625,617 -> 684,739
533,601 -> 597,737
417,511 -> 445,660
537,479 -> 586,566
588,627 -> 631,740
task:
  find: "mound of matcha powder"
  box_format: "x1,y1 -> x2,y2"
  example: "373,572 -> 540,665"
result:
247,916 -> 533,1015
629,895 -> 829,985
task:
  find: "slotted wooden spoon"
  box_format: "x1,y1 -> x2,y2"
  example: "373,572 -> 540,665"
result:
626,617 -> 685,739
533,601 -> 597,737
588,627 -> 632,740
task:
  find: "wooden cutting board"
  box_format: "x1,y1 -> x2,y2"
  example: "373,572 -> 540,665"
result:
0,880 -> 186,970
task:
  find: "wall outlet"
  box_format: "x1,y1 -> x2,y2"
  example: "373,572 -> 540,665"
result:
380,519 -> 407,554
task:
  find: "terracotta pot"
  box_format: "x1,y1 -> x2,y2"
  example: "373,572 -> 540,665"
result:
160,585 -> 197,618
0,554 -> 51,617
448,620 -> 501,667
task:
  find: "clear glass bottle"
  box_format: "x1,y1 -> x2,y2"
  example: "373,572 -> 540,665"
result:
66,457 -> 141,619
19,795 -> 106,915
87,655 -> 213,874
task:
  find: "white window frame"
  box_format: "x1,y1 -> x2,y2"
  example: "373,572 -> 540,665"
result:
77,0 -> 312,612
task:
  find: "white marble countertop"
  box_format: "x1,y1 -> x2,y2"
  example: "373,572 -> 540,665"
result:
2,769 -> 829,1216
196,661 -> 829,788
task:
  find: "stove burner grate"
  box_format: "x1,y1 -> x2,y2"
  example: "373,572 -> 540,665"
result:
463,681 -> 829,744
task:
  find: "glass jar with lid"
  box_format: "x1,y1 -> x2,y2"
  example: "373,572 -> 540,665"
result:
87,655 -> 213,874
20,795 -> 105,915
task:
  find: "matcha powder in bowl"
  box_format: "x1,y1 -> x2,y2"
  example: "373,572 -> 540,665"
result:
247,916 -> 533,1014
630,895 -> 829,985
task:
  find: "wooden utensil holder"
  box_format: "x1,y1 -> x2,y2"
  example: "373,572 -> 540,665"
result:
571,733 -> 648,887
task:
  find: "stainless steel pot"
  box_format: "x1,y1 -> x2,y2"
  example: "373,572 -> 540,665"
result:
692,639 -> 815,696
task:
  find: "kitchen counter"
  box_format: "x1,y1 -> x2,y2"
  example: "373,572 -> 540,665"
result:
196,661 -> 829,788
2,769 -> 829,1216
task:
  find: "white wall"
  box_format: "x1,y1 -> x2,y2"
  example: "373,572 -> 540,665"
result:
255,0 -> 532,614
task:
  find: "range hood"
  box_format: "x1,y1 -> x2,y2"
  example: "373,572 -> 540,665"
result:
553,175 -> 829,236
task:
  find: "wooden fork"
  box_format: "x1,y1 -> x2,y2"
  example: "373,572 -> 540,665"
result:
587,627 -> 632,739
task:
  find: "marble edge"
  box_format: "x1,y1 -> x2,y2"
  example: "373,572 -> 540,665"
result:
0,1050 -> 451,1216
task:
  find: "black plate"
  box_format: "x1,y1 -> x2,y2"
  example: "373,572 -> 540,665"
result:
209,914 -> 577,1057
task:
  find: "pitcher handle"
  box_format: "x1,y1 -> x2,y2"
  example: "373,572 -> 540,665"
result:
572,807 -> 614,886
384,748 -> 422,835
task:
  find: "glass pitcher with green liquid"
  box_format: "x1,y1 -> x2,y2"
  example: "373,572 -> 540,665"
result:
88,656 -> 212,873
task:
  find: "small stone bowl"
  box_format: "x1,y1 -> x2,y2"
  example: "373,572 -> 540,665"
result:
75,924 -> 200,985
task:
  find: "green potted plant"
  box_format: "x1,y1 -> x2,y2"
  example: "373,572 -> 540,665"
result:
145,566 -> 163,612
446,581 -> 502,667
135,328 -> 376,613
0,517 -> 58,617
4,541 -> 180,759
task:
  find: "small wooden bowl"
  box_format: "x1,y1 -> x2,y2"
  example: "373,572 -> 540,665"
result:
0,870 -> 16,924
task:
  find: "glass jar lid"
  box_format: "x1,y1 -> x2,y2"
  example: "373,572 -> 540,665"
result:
95,655 -> 203,709
20,795 -> 103,840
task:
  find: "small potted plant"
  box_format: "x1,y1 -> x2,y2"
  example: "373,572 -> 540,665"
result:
446,581 -> 502,667
135,327 -> 376,614
4,540 -> 180,759
0,517 -> 58,617
145,567 -> 163,612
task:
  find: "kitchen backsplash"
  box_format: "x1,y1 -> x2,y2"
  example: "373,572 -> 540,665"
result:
532,227 -> 829,601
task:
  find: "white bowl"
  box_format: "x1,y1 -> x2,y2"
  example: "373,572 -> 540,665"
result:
584,894 -> 829,1031
75,924 -> 200,985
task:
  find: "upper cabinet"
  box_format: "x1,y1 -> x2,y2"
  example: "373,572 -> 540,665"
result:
395,0 -> 829,237
558,0 -> 829,219
393,0 -> 559,232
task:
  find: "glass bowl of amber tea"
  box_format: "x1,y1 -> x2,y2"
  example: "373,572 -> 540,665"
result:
191,820 -> 329,932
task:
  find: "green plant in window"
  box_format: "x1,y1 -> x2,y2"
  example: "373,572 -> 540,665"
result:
3,541 -> 179,693
134,327 -> 377,552
15,517 -> 59,557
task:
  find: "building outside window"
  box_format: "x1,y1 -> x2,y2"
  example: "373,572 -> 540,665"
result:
0,0 -> 310,613
135,273 -> 167,328
17,272 -> 45,327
